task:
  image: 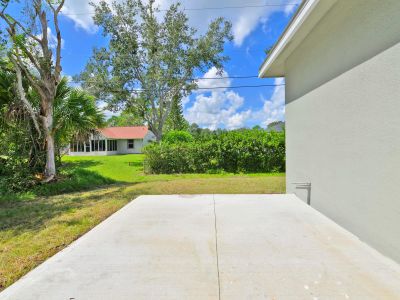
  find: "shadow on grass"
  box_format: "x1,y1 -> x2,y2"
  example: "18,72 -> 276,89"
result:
0,168 -> 119,204
61,159 -> 102,170
34,169 -> 117,197
0,183 -> 130,234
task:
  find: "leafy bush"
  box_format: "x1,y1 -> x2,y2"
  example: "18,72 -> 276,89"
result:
162,130 -> 194,144
0,156 -> 37,194
0,127 -> 45,194
144,129 -> 285,174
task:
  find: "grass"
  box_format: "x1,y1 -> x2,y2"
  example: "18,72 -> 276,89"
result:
0,154 -> 285,290
62,154 -> 282,183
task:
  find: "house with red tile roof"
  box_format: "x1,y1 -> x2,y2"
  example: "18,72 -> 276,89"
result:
68,126 -> 156,156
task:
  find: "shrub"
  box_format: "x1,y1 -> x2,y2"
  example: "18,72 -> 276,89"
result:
162,130 -> 194,144
144,129 -> 285,174
0,156 -> 37,194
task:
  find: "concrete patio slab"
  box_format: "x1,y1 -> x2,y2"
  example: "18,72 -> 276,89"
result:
215,194 -> 400,300
1,194 -> 400,300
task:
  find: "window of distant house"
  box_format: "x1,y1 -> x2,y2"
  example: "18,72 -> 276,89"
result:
91,139 -> 106,151
99,140 -> 106,151
107,140 -> 117,151
91,140 -> 97,151
128,139 -> 134,149
70,141 -> 85,152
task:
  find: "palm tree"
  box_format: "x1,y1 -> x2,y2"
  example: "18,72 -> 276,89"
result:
0,70 -> 105,179
52,78 -> 105,160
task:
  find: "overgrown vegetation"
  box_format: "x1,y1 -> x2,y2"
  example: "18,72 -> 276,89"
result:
0,74 -> 105,195
144,129 -> 285,174
0,0 -> 66,181
0,0 -> 104,193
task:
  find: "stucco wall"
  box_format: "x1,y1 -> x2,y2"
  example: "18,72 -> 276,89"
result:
286,0 -> 400,262
117,139 -> 141,154
116,132 -> 156,154
285,0 -> 400,263
286,0 -> 400,103
68,131 -> 156,156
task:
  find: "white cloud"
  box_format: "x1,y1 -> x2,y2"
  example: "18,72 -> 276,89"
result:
61,0 -> 297,46
195,66 -> 231,92
185,69 -> 285,130
185,90 -> 251,130
253,77 -> 285,127
185,66 -> 251,129
61,0 -> 104,33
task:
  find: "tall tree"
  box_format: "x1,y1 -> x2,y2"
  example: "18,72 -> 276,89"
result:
0,0 -> 65,181
164,95 -> 189,132
79,0 -> 232,141
107,110 -> 144,127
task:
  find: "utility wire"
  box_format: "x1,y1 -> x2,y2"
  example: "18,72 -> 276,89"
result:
60,3 -> 300,16
194,75 -> 259,80
68,83 -> 284,91
195,83 -> 284,90
70,75 -> 259,83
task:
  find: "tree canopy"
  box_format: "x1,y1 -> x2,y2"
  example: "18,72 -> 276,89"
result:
107,110 -> 144,127
79,0 -> 232,140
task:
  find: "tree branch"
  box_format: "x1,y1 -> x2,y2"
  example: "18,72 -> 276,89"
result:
36,1 -> 53,84
12,52 -> 47,101
0,12 -> 42,44
1,14 -> 44,77
10,56 -> 42,136
47,0 -> 65,81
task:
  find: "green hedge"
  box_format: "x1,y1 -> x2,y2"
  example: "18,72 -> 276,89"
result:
144,129 -> 285,174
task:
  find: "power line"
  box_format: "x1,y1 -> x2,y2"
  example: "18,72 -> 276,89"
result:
194,75 -> 259,80
69,83 -> 284,91
70,75 -> 259,83
60,3 -> 300,16
179,3 -> 300,11
195,83 -> 283,90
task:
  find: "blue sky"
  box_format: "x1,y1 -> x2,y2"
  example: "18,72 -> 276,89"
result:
56,0 -> 298,129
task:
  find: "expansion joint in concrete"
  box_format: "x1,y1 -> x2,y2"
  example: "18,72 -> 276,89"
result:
213,195 -> 221,300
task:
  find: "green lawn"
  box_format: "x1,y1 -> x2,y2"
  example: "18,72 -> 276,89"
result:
0,154 -> 285,290
62,154 -> 282,183
63,154 -> 149,183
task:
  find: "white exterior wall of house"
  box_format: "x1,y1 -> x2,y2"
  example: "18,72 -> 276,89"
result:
116,131 -> 156,154
280,0 -> 400,263
68,131 -> 156,156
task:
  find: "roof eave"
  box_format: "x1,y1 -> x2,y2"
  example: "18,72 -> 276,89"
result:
258,0 -> 321,78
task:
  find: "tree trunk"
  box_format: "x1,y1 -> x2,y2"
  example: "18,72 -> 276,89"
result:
149,123 -> 162,142
44,130 -> 56,180
154,130 -> 162,142
42,100 -> 56,182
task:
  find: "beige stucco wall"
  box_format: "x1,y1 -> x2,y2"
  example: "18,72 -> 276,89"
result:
284,0 -> 400,263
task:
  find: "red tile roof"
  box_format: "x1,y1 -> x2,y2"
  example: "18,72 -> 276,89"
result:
98,126 -> 149,139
